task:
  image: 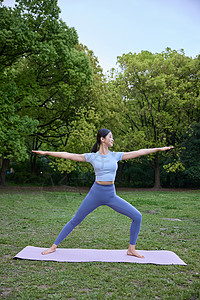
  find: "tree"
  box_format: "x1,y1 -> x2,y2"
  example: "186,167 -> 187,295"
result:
0,0 -> 92,184
165,123 -> 200,188
0,76 -> 38,185
113,49 -> 200,188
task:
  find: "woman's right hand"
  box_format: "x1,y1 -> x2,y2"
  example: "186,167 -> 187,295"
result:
32,150 -> 47,155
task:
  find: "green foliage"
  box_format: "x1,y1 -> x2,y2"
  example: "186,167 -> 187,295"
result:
0,78 -> 38,161
49,107 -> 98,174
0,0 -> 75,70
47,44 -> 120,174
116,49 -> 199,150
178,124 -> 200,187
111,49 -> 200,187
116,159 -> 154,188
163,148 -> 186,173
1,1 -> 199,188
0,0 -> 93,184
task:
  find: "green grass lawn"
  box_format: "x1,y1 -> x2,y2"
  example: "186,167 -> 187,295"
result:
1,188 -> 199,299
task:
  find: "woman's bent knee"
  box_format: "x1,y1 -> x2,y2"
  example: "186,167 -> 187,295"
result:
133,211 -> 142,224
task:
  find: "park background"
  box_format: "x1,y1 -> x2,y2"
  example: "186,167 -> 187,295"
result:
0,0 -> 200,189
0,1 -> 200,299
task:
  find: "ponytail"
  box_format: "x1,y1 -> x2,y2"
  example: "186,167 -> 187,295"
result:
91,128 -> 110,153
91,141 -> 98,153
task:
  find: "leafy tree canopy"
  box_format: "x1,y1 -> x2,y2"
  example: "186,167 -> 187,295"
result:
0,0 -> 93,184
112,48 -> 200,188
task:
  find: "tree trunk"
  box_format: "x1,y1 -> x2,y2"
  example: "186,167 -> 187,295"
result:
153,153 -> 161,189
31,152 -> 37,174
0,157 -> 10,186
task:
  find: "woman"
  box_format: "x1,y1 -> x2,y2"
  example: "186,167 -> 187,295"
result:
32,128 -> 173,258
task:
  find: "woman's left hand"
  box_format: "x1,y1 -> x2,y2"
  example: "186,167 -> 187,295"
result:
159,146 -> 174,151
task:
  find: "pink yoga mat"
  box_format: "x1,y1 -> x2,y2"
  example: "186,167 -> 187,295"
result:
14,246 -> 186,265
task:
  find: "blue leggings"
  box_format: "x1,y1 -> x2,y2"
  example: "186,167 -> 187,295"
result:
54,182 -> 142,246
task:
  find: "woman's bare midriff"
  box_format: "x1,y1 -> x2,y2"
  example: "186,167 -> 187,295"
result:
96,181 -> 114,185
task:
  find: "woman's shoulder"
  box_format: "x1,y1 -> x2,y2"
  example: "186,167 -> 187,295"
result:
110,151 -> 124,160
84,152 -> 98,162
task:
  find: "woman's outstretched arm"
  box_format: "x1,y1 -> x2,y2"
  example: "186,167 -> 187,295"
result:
122,146 -> 174,160
32,150 -> 86,162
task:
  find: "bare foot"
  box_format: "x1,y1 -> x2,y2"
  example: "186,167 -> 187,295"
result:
127,249 -> 144,259
127,244 -> 144,258
41,244 -> 57,255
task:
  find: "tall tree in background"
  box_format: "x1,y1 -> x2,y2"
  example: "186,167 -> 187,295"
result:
0,0 -> 92,184
114,49 -> 199,188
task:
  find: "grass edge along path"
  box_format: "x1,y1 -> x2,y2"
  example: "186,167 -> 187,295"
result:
1,189 -> 199,299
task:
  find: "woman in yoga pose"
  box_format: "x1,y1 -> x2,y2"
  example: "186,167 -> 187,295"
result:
32,128 -> 173,258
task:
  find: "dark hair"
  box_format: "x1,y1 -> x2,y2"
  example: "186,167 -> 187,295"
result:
91,128 -> 111,153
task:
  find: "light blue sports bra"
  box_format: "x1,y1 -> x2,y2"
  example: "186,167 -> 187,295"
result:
84,151 -> 124,181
